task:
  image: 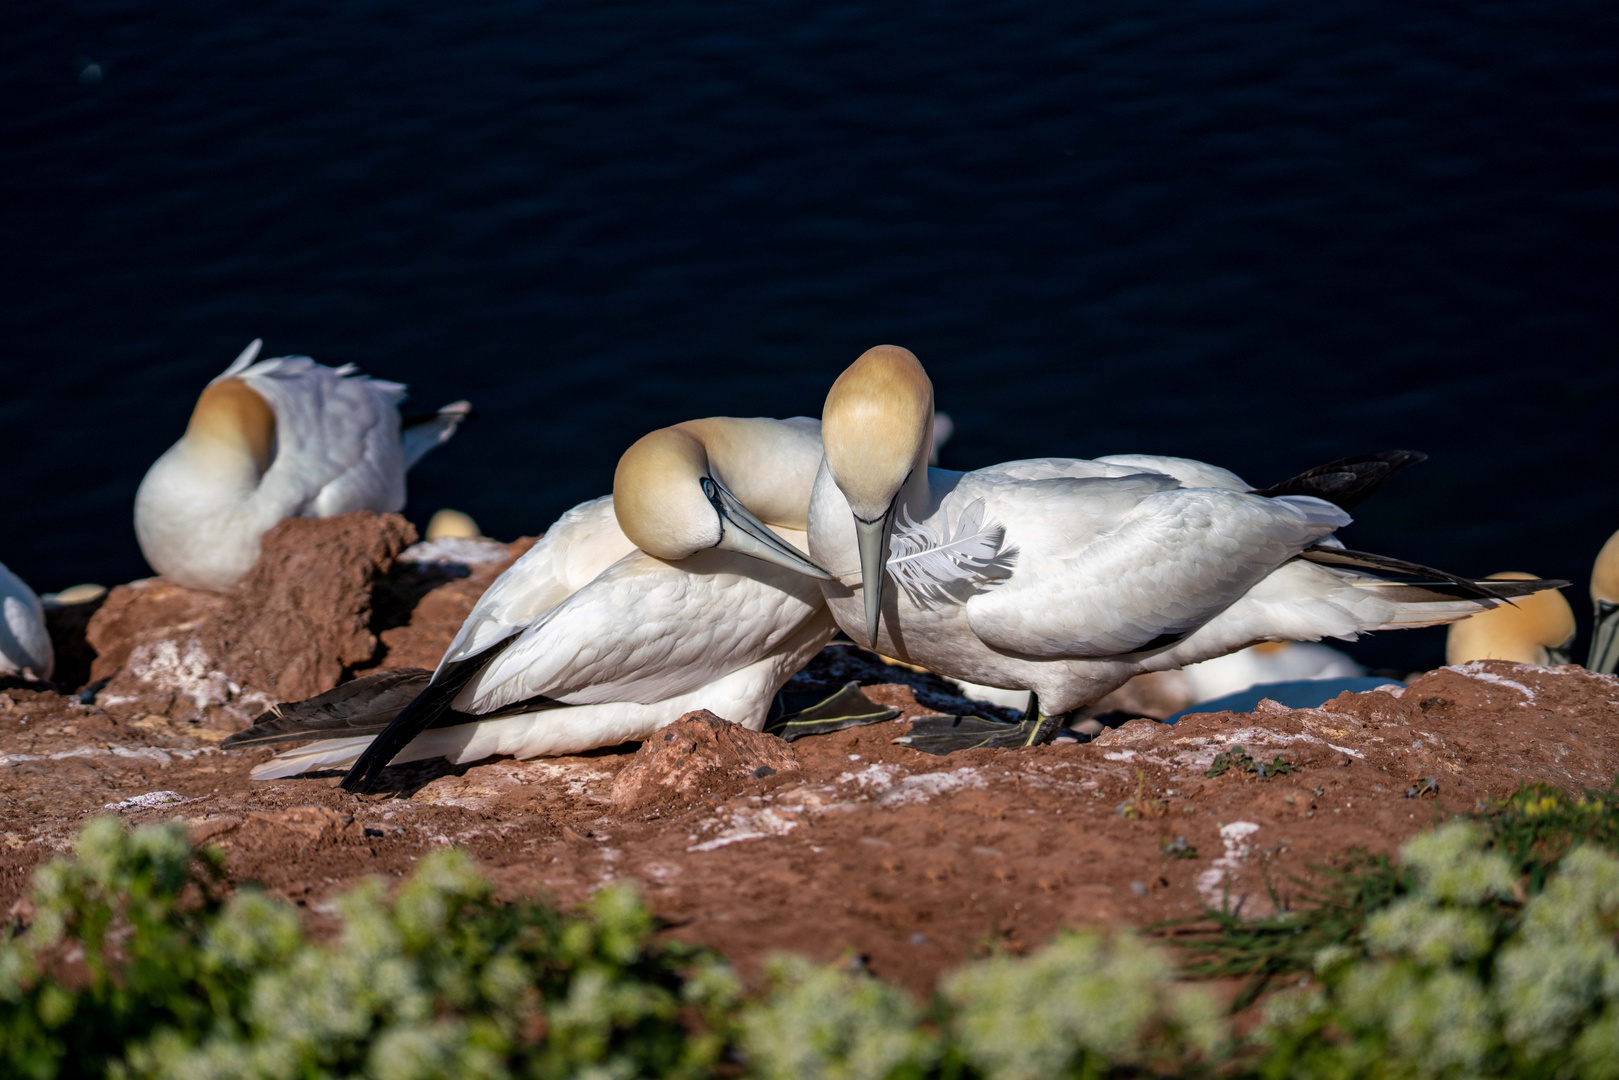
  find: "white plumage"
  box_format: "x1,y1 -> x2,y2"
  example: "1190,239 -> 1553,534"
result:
0,561 -> 53,680
135,340 -> 468,592
252,416 -> 837,781
811,346 -> 1533,717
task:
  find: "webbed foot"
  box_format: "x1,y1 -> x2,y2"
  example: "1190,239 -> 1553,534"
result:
893,711 -> 1063,755
765,682 -> 899,742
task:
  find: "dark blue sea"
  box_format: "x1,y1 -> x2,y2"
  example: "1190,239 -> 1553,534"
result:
3,1 -> 1614,671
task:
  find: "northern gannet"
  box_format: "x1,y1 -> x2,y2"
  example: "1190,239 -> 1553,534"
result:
807,345 -> 1564,743
425,509 -> 482,540
1589,531 -> 1619,674
0,560 -> 53,680
226,416 -> 838,787
1445,572 -> 1576,666
135,340 -> 469,592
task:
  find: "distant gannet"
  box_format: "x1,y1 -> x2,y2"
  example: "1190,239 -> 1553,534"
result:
0,560 -> 53,680
807,345 -> 1564,746
227,417 -> 838,787
135,340 -> 469,592
1445,572 -> 1576,667
425,508 -> 482,540
1589,530 -> 1619,673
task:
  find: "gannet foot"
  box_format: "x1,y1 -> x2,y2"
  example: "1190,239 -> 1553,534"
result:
765,682 -> 899,742
893,711 -> 1063,756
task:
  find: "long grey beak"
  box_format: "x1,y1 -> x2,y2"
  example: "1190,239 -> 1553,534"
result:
1591,601 -> 1619,674
854,508 -> 896,648
704,478 -> 832,580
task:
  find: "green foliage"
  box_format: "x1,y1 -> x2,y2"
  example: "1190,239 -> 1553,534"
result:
942,931 -> 1223,1079
10,788 -> 1619,1079
1211,783 -> 1619,1079
1205,745 -> 1294,779
1167,851 -> 1407,1011
0,819 -> 735,1080
741,956 -> 936,1080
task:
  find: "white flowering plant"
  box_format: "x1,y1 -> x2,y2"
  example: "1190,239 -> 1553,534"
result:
5,784 -> 1619,1079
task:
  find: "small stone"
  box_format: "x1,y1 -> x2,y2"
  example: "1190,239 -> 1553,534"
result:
753,765 -> 777,778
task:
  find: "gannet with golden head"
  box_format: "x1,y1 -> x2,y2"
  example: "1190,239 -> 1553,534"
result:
0,560 -> 53,680
808,345 -> 1565,742
1445,572 -> 1576,667
134,340 -> 470,592
227,416 -> 838,787
1590,530 -> 1619,674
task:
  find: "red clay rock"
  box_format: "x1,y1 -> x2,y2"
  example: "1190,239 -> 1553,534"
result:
610,711 -> 801,808
369,537 -> 534,671
85,512 -> 416,731
86,579 -> 229,684
210,513 -> 418,699
6,652 -> 1619,996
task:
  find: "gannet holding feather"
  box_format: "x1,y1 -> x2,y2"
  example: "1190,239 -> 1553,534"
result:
227,416 -> 838,788
135,340 -> 469,592
808,345 -> 1566,742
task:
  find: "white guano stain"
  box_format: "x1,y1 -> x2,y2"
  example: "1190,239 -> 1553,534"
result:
1195,821 -> 1261,912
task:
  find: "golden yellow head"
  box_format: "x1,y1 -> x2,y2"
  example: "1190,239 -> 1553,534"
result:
1592,530 -> 1619,606
612,419 -> 832,578
821,345 -> 934,521
613,425 -> 716,560
186,378 -> 277,475
1444,572 -> 1576,667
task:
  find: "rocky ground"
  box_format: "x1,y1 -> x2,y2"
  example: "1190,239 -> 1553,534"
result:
4,512 -> 1618,995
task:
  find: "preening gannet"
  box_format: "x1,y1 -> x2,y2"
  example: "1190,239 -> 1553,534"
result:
1591,530 -> 1619,674
808,345 -> 1564,742
226,416 -> 838,788
0,561 -> 53,680
135,340 -> 470,592
1445,572 -> 1576,666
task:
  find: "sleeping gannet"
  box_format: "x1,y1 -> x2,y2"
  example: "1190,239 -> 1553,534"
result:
807,345 -> 1565,744
1591,530 -> 1619,674
226,416 -> 839,787
135,340 -> 469,592
1445,572 -> 1576,666
0,560 -> 53,680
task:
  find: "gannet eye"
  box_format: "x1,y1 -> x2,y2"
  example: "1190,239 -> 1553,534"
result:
700,476 -> 721,505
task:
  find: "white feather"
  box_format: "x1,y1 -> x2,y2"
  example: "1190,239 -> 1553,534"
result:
218,338 -> 262,379
887,498 -> 1015,606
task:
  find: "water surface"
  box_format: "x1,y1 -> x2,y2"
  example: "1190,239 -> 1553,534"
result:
3,1 -> 1614,669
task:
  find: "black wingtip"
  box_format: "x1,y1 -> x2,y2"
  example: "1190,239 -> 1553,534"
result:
1254,450 -> 1428,511
221,669 -> 433,749
1301,546 -> 1569,604
338,637 -> 518,793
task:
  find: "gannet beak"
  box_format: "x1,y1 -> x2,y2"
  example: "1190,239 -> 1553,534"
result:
703,478 -> 833,580
854,505 -> 896,648
1592,601 -> 1619,674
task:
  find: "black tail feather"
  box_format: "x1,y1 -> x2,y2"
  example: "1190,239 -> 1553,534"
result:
1253,450 -> 1427,510
1301,545 -> 1570,602
222,669 -> 433,748
340,636 -> 518,792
